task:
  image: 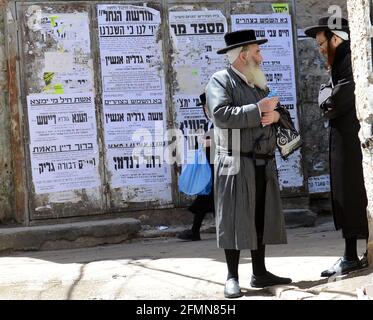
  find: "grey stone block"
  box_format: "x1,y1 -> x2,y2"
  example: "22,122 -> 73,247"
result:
0,218 -> 141,253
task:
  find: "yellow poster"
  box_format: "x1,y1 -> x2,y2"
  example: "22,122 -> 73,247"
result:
271,3 -> 289,13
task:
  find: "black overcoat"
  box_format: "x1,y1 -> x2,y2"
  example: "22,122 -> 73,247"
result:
322,41 -> 368,239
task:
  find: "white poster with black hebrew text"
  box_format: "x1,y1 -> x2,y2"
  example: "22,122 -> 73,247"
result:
169,10 -> 227,162
27,93 -> 100,194
97,4 -> 172,203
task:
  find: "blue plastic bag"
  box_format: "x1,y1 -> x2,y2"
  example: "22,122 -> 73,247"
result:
178,147 -> 212,196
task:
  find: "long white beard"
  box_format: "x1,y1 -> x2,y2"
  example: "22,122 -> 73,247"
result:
243,60 -> 268,90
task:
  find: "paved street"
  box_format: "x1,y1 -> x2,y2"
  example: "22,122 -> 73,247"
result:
0,216 -> 371,300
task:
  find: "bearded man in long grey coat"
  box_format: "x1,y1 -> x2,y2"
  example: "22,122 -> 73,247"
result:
206,29 -> 292,298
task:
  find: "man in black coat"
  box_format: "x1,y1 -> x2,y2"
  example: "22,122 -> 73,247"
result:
305,16 -> 369,277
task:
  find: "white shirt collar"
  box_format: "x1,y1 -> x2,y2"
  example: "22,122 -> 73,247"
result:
231,66 -> 254,88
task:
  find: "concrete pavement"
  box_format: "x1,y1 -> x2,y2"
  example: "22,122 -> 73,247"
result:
0,215 -> 372,300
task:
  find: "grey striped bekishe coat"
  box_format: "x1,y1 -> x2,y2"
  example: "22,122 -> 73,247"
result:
206,68 -> 287,250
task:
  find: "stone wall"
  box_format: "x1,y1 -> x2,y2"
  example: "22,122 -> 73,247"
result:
295,0 -> 347,29
347,0 -> 373,262
295,0 -> 348,212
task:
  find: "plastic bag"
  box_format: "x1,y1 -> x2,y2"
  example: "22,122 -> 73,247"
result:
318,78 -> 333,109
178,147 -> 212,196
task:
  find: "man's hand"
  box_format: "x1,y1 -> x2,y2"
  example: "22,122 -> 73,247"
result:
203,137 -> 211,148
261,111 -> 280,126
257,97 -> 279,113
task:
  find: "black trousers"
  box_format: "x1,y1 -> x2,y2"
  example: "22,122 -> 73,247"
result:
254,165 -> 266,240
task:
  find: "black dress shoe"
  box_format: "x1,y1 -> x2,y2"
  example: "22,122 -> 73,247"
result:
320,257 -> 364,277
177,229 -> 201,241
224,278 -> 242,298
250,271 -> 292,288
361,252 -> 368,268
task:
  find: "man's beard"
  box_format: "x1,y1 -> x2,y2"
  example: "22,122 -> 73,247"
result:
326,41 -> 336,66
242,59 -> 268,90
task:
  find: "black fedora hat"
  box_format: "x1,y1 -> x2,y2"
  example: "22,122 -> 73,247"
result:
196,92 -> 206,106
217,29 -> 268,54
304,16 -> 349,38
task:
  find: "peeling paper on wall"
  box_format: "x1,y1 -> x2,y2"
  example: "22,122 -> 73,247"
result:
49,191 -> 82,203
276,150 -> 304,190
26,5 -> 42,31
44,52 -> 74,73
313,161 -> 327,172
169,9 -> 227,163
33,11 -> 93,94
175,65 -> 201,94
121,185 -> 172,203
169,10 -> 228,90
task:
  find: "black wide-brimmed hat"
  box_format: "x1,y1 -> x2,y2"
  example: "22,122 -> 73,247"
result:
304,16 -> 349,38
196,92 -> 206,106
217,29 -> 268,54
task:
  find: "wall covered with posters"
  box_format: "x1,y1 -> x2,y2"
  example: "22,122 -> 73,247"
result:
0,0 -> 344,224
